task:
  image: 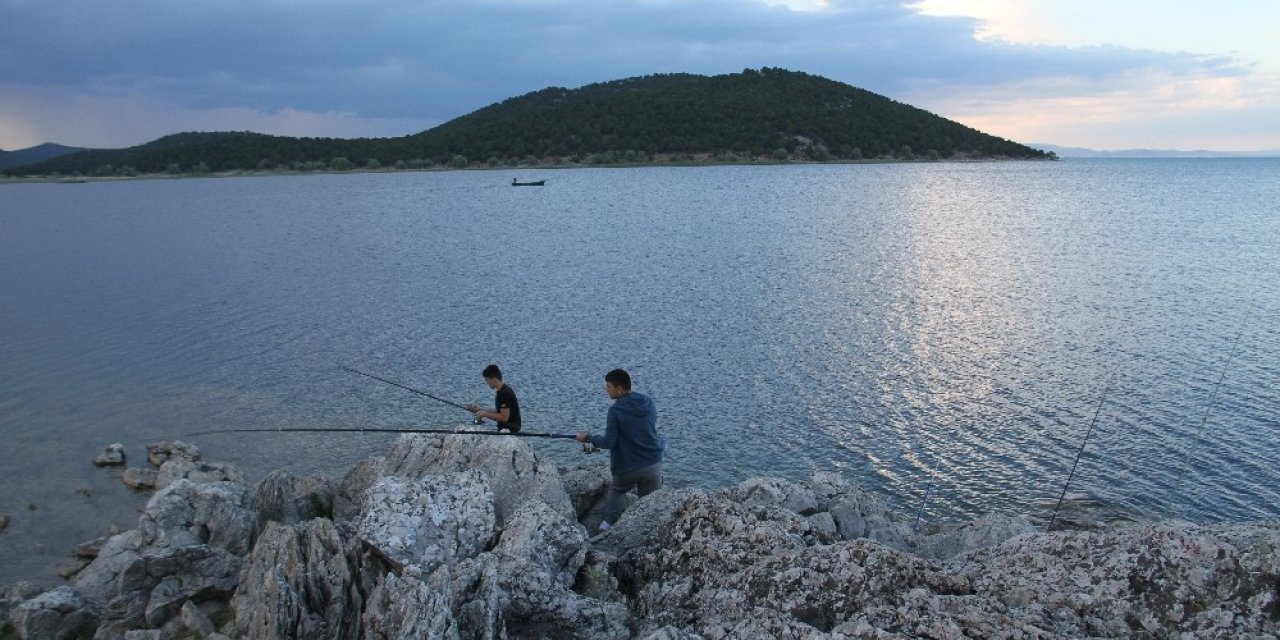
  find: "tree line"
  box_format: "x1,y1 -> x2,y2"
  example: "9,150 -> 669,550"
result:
6,68 -> 1054,177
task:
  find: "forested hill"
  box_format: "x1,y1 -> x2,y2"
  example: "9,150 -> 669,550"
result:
0,142 -> 83,171
6,68 -> 1052,176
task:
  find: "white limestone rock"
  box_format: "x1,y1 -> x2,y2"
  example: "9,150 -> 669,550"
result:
356,472 -> 495,576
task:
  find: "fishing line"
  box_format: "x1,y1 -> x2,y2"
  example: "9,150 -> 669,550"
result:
341,366 -> 473,411
1047,370 -> 1115,532
1161,327 -> 1246,519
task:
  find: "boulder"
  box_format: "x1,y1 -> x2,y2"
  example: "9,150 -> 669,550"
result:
231,519 -> 360,639
138,479 -> 256,555
807,470 -> 852,512
714,476 -> 820,516
826,483 -> 912,549
70,478 -> 255,637
72,530 -> 244,637
954,522 -> 1280,637
155,458 -> 245,490
121,467 -> 158,490
8,586 -> 99,640
356,472 -> 495,576
252,468 -> 335,533
75,534 -> 111,559
591,488 -> 706,556
335,455 -> 387,523
909,514 -> 1038,560
615,491 -> 967,637
145,440 -> 201,467
383,434 -> 574,526
357,539 -> 507,639
361,570 -> 457,640
1,581 -> 42,629
558,459 -> 612,518
92,443 -> 127,467
494,500 -> 629,639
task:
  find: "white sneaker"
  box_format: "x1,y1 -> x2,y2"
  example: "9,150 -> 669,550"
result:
598,520 -> 612,532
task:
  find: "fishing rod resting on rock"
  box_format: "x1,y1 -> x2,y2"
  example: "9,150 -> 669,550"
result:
187,366 -> 600,452
189,426 -> 579,439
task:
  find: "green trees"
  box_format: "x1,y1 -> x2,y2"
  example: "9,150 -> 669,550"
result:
6,68 -> 1052,177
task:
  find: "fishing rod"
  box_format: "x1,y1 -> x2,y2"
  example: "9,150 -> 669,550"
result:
1047,370 -> 1115,532
189,426 -> 579,439
342,366 -> 483,424
1162,327 -> 1246,519
909,410 -> 960,535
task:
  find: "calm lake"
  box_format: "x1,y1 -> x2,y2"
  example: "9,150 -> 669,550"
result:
2,160 -> 1278,586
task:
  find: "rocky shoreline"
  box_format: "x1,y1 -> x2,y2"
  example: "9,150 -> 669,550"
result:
2,434 -> 1277,639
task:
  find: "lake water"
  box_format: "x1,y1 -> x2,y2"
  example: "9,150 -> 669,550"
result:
2,160 -> 1278,586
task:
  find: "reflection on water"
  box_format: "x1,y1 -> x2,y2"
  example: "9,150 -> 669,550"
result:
1,160 -> 1278,586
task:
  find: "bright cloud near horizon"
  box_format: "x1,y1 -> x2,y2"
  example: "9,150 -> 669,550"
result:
1,0 -> 1277,152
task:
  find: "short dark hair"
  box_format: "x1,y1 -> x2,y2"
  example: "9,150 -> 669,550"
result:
482,364 -> 502,380
604,368 -> 631,390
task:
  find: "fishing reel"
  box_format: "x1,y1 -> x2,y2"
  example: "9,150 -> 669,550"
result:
581,442 -> 598,454
463,404 -> 485,426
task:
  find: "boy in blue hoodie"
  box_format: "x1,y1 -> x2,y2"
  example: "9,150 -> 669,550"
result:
576,368 -> 665,531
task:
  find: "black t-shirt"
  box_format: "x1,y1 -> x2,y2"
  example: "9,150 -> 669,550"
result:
494,384 -> 521,432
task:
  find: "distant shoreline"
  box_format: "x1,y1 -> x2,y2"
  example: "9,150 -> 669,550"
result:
0,155 -> 1061,185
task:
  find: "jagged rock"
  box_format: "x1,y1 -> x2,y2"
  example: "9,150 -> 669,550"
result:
56,558 -> 91,579
359,550 -> 507,639
559,459 -> 612,518
714,476 -> 820,516
803,511 -> 839,545
93,443 -> 127,467
826,483 -> 912,548
121,467 -> 158,490
446,554 -> 507,640
494,500 -> 629,639
145,440 -> 201,467
640,626 -> 705,639
361,570 -> 458,639
908,514 -> 1038,560
155,457 -> 245,489
383,433 -> 574,526
592,488 -> 707,555
122,629 -> 163,639
1,582 -> 42,630
357,472 -> 495,576
75,534 -> 110,559
70,478 -> 254,637
9,586 -> 99,640
335,455 -> 387,523
617,492 -> 968,636
72,533 -> 243,637
953,522 -> 1280,637
9,435 -> 1278,639
231,519 -> 360,639
807,470 -> 852,512
179,599 -> 217,637
252,468 -> 335,533
138,479 -> 256,555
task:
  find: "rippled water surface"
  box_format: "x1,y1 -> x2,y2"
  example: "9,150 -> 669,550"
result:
2,160 -> 1278,585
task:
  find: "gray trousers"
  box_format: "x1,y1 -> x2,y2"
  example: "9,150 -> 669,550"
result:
603,463 -> 663,526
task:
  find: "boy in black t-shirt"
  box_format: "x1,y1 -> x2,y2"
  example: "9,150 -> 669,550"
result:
469,364 -> 521,432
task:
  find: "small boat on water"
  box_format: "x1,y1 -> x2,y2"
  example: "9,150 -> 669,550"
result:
511,178 -> 545,187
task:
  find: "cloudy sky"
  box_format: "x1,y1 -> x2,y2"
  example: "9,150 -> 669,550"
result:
2,0 -> 1277,151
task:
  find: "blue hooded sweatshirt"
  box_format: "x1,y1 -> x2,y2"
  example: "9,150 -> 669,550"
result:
589,391 -> 665,475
